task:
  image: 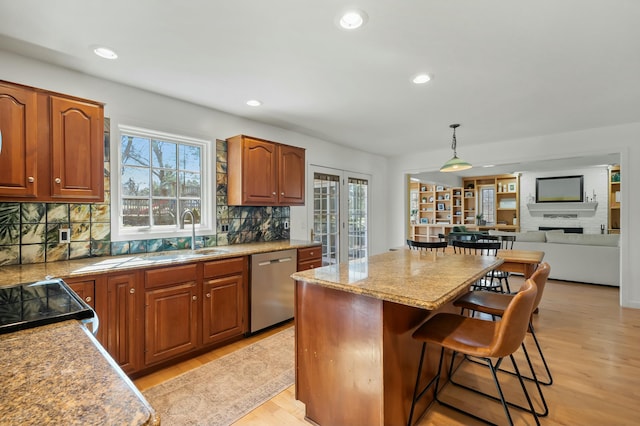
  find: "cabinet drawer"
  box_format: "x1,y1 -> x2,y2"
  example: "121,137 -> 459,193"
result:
203,257 -> 245,278
297,259 -> 322,271
145,264 -> 198,289
297,246 -> 322,262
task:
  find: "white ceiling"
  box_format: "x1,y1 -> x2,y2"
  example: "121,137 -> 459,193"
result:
1,0 -> 638,161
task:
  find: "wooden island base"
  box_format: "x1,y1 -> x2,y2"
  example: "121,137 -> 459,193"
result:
295,282 -> 455,426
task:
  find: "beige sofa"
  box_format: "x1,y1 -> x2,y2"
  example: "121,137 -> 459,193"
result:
489,230 -> 620,286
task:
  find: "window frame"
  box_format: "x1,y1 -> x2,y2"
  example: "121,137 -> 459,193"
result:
111,124 -> 215,242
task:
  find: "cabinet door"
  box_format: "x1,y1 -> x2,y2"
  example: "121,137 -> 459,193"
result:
145,282 -> 199,365
67,279 -> 95,308
49,95 -> 104,200
203,274 -> 244,345
278,144 -> 305,205
105,273 -> 139,374
0,83 -> 38,198
242,137 -> 278,204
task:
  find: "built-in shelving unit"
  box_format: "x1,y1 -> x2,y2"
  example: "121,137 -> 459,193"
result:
410,182 -> 466,241
462,174 -> 521,232
608,165 -> 621,234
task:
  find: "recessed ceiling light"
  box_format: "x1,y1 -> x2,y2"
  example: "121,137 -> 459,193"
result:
93,46 -> 118,60
246,99 -> 262,107
338,10 -> 367,30
412,74 -> 432,84
483,164 -> 496,168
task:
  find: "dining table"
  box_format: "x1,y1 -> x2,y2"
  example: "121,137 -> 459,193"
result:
495,248 -> 545,279
291,249 -> 507,426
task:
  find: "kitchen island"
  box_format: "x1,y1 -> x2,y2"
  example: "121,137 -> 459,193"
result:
291,249 -> 503,426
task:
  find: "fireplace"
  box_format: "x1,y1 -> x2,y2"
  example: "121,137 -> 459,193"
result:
538,226 -> 583,234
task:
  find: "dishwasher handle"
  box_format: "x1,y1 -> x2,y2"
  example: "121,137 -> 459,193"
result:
257,257 -> 293,267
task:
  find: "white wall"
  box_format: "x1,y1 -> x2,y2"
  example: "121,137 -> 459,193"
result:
519,167 -> 609,233
0,50 -> 389,256
388,125 -> 639,309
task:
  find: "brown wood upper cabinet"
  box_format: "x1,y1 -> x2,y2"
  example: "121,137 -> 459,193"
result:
0,82 -> 38,198
227,134 -> 305,206
0,80 -> 104,202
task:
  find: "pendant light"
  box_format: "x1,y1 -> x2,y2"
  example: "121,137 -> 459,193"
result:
439,123 -> 472,172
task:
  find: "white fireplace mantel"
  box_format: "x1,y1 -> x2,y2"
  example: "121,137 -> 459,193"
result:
526,202 -> 598,216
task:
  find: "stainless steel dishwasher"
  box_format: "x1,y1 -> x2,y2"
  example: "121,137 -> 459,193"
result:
250,249 -> 297,333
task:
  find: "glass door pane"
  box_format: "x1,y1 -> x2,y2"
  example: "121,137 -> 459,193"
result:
313,172 -> 340,265
348,177 -> 368,260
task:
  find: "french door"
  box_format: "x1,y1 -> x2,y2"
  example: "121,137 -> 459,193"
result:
309,166 -> 370,265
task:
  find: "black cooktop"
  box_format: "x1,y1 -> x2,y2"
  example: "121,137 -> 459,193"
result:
0,278 -> 95,335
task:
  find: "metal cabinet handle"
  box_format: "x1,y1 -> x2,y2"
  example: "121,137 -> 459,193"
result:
192,295 -> 197,301
85,296 -> 92,303
28,177 -> 34,183
55,178 -> 61,184
272,192 -> 276,195
129,288 -> 135,294
206,293 -> 211,298
281,192 -> 284,196
310,251 -> 314,256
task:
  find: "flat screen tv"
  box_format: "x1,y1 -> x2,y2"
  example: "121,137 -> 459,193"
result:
535,175 -> 584,203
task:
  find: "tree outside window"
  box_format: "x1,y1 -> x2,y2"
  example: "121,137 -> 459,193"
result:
120,134 -> 202,228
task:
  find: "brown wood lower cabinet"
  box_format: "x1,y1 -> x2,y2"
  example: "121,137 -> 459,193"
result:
144,264 -> 199,366
104,272 -> 141,375
66,278 -> 95,308
142,257 -> 248,369
202,257 -> 248,345
63,254 -> 251,376
297,245 -> 322,271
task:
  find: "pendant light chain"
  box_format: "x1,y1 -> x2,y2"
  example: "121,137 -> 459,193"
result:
451,126 -> 457,155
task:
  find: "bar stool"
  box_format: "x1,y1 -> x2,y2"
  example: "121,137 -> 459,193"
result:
455,262 -> 553,388
407,278 -> 540,426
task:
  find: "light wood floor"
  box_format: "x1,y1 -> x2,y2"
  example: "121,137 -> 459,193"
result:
134,277 -> 640,425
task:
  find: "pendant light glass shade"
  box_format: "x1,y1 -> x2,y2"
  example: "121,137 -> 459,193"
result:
440,123 -> 472,172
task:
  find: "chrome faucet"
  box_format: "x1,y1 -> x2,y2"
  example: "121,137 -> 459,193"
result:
180,209 -> 197,250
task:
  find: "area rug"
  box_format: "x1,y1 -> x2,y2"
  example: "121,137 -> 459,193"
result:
143,327 -> 294,426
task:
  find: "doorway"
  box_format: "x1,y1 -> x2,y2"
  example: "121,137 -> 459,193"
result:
308,165 -> 370,265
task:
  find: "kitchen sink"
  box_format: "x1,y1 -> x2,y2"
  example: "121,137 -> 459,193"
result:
145,252 -> 206,261
194,248 -> 229,255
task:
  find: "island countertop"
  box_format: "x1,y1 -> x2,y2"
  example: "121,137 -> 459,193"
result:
291,249 -> 503,310
0,321 -> 159,426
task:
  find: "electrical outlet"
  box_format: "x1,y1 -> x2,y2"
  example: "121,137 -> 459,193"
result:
59,228 -> 71,243
221,224 -> 229,232
284,220 -> 290,230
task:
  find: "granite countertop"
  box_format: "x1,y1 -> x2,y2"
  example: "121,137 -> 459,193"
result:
0,321 -> 159,426
291,249 -> 503,310
0,240 -> 320,287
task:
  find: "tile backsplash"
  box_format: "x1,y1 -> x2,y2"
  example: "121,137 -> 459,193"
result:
0,121 -> 289,266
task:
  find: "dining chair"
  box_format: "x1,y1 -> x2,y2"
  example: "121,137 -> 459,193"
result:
406,239 -> 448,252
451,240 -> 504,292
407,278 -> 541,426
478,234 -> 516,292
